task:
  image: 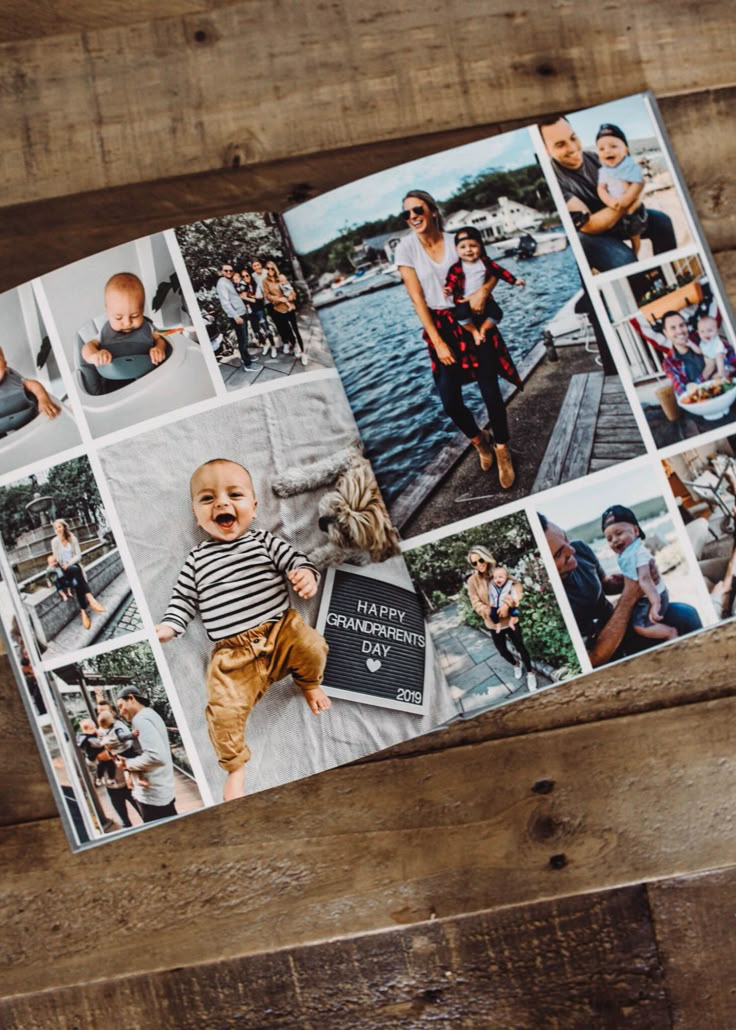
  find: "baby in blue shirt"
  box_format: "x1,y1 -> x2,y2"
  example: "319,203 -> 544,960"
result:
601,504 -> 678,642
595,123 -> 647,258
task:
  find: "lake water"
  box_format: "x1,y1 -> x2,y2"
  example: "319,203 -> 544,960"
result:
318,247 -> 580,504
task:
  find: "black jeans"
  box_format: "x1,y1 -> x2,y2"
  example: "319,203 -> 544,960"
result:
138,799 -> 178,823
231,319 -> 252,366
271,309 -> 297,347
491,625 -> 532,673
65,563 -> 90,611
435,339 -> 509,443
107,786 -> 139,828
578,208 -> 677,272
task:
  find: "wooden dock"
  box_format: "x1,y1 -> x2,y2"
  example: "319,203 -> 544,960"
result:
533,372 -> 645,492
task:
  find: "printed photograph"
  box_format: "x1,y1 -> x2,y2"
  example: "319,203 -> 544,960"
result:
0,456 -> 140,658
285,129 -> 645,539
598,253 -> 736,446
174,212 -> 334,392
47,642 -> 204,834
403,512 -> 581,720
537,462 -> 712,669
0,606 -> 119,847
538,93 -> 693,274
662,437 -> 736,621
39,233 -> 216,438
98,379 -> 452,802
0,284 -> 81,475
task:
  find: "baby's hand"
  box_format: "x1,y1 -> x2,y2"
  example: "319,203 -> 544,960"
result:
90,348 -> 113,366
155,623 -> 176,643
288,567 -> 318,599
150,344 -> 166,366
515,278 -> 526,288
132,728 -> 140,738
39,395 -> 61,419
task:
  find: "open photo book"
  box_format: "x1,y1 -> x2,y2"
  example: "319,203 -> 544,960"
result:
4,92 -> 735,850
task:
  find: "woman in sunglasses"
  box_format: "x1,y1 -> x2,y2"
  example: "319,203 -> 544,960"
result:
393,190 -> 521,488
466,546 -> 536,692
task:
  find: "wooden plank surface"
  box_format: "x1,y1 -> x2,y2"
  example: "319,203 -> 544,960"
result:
1,886 -> 669,1028
5,618 -> 736,828
3,3 -> 736,1023
1,85 -> 736,291
532,372 -> 598,492
649,869 -> 736,1028
2,2 -> 735,212
3,692 -> 736,997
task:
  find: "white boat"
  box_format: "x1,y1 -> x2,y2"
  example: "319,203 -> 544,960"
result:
312,264 -> 403,309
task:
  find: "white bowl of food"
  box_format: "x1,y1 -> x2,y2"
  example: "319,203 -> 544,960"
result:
677,378 -> 736,420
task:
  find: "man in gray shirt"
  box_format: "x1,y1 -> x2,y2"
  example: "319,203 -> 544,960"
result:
115,689 -> 178,824
216,262 -> 259,369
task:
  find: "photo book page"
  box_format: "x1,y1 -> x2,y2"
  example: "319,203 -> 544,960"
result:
2,92 -> 734,850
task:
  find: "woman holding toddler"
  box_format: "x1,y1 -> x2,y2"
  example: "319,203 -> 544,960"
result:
395,190 -> 521,489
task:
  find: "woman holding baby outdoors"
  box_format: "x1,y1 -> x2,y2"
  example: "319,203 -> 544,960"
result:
466,546 -> 536,692
50,518 -> 106,630
395,190 -> 522,489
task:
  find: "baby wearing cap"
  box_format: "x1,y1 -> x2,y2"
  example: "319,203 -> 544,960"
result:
601,504 -> 678,642
595,123 -> 648,258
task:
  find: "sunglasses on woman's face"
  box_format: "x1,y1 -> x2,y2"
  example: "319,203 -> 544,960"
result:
400,206 -> 428,221
470,558 -> 487,567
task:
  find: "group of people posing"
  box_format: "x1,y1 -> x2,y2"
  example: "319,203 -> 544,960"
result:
216,257 -> 307,370
75,689 -> 178,827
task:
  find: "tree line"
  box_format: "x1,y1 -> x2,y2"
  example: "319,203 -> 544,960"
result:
298,163 -> 555,281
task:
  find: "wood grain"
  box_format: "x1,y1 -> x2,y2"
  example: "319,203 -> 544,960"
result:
2,693 -> 736,997
2,86 -> 736,291
649,869 -> 736,1028
5,619 -> 736,828
0,886 -> 668,1028
2,1 -> 736,209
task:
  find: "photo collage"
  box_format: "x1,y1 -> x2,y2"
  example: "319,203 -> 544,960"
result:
0,217 -> 454,850
3,91 -> 734,849
285,91 -> 734,714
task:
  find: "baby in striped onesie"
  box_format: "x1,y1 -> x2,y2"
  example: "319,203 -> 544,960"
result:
155,458 -> 330,801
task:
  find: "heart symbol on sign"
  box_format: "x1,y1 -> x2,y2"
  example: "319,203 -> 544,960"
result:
366,658 -> 382,673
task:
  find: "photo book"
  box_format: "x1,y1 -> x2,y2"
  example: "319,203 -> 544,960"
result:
3,92 -> 735,850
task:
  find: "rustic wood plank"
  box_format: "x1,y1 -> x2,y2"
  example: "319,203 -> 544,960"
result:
1,2 -> 735,213
532,373 -> 590,492
561,371 -> 605,482
648,869 -> 736,1029
2,693 -> 736,997
1,87 -> 735,291
0,886 -> 669,1029
5,618 -> 736,828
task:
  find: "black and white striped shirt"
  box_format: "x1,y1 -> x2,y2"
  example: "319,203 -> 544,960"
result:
162,529 -> 318,641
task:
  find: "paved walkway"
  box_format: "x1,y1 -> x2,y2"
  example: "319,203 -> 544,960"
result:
41,576 -> 139,659
429,600 -> 551,720
218,306 -> 334,391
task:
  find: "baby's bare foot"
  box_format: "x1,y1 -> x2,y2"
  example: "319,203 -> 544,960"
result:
222,767 -> 245,801
304,687 -> 331,715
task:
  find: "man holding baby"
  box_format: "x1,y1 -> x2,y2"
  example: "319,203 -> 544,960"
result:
540,116 -> 677,272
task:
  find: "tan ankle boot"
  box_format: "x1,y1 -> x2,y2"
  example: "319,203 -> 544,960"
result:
471,429 -> 494,472
495,443 -> 515,489
81,609 -> 91,630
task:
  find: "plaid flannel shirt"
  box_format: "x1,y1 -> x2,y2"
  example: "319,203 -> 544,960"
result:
445,255 -> 517,303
